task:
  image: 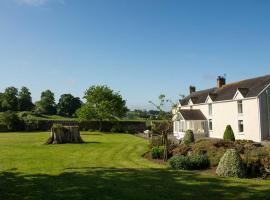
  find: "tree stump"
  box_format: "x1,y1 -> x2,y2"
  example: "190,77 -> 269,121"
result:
46,125 -> 84,144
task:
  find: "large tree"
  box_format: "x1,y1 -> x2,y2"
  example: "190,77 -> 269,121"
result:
1,87 -> 18,111
35,90 -> 56,115
0,93 -> 3,112
57,94 -> 82,117
18,87 -> 34,111
76,85 -> 128,130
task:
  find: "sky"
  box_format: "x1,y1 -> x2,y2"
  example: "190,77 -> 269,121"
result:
0,0 -> 270,110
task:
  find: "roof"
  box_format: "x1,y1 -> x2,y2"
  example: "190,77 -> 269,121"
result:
179,109 -> 207,120
180,74 -> 270,106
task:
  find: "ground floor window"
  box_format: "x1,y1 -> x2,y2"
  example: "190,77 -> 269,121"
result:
209,119 -> 213,131
238,120 -> 244,133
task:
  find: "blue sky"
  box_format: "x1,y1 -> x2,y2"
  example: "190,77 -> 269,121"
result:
0,0 -> 270,110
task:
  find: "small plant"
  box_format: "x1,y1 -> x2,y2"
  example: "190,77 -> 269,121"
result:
151,146 -> 165,159
216,149 -> 245,178
223,125 -> 235,142
169,154 -> 210,170
181,130 -> 195,145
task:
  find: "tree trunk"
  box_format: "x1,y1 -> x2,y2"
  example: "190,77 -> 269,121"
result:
46,126 -> 84,144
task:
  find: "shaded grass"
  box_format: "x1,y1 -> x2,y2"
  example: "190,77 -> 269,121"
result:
0,132 -> 270,200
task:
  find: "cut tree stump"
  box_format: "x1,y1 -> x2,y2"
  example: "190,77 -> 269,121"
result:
46,125 -> 84,144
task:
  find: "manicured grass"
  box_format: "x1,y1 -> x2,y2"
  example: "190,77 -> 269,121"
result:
0,132 -> 270,200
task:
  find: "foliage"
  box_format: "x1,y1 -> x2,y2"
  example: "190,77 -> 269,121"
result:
223,125 -> 235,142
151,146 -> 165,159
169,154 -> 210,170
76,85 -> 128,130
181,130 -> 195,145
172,144 -> 192,156
18,87 -> 34,111
1,87 -> 18,111
216,149 -> 245,178
0,111 -> 23,131
57,94 -> 82,117
35,90 -> 57,115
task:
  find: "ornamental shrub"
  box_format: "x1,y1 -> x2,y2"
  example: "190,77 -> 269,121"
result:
169,154 -> 210,170
151,146 -> 164,159
223,125 -> 235,142
181,130 -> 195,145
216,149 -> 245,178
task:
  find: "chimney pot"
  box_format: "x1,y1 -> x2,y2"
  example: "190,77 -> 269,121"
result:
217,76 -> 226,88
189,86 -> 196,94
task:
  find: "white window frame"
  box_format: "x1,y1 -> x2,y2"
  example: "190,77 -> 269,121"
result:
238,120 -> 244,134
237,100 -> 243,115
209,119 -> 213,131
208,104 -> 212,116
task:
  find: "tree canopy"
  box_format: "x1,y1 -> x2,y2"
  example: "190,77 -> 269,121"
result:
1,87 -> 18,111
18,87 -> 34,111
76,85 -> 128,128
35,90 -> 57,115
57,94 -> 82,117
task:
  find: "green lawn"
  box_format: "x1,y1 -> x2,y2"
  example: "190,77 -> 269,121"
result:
0,132 -> 270,200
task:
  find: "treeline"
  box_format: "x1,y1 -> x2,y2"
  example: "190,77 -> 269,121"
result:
126,109 -> 172,120
0,87 -> 82,117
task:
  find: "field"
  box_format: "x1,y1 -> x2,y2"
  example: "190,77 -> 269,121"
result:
0,132 -> 270,200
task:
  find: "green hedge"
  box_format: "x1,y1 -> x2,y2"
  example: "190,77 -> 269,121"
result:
0,112 -> 146,133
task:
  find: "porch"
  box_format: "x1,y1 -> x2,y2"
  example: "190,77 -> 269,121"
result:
173,109 -> 208,140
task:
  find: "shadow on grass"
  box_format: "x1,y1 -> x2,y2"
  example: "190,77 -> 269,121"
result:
0,168 -> 269,200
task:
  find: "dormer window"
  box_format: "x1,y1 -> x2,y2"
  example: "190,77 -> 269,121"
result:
208,104 -> 212,116
238,100 -> 243,114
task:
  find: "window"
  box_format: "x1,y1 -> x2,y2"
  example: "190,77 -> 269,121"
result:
238,100 -> 243,114
209,119 -> 213,131
238,120 -> 244,133
208,104 -> 212,116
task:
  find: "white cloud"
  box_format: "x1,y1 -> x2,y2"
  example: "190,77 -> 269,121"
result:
15,0 -> 65,6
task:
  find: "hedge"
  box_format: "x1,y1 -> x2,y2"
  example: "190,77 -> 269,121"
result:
0,119 -> 146,133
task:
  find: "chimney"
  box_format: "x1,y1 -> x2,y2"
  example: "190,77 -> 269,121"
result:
189,86 -> 196,94
217,76 -> 226,88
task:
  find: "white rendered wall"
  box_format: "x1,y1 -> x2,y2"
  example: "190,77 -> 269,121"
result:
179,98 -> 261,142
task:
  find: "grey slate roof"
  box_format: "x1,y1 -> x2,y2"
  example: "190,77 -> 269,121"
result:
180,74 -> 270,106
179,109 -> 207,120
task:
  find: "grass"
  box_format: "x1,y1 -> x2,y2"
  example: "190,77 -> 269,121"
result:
0,132 -> 270,200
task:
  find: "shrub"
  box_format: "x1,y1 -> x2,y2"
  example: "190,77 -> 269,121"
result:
151,146 -> 164,159
169,154 -> 210,170
223,125 -> 235,142
0,111 -> 23,131
181,130 -> 195,145
216,149 -> 245,178
172,144 -> 191,156
149,135 -> 163,148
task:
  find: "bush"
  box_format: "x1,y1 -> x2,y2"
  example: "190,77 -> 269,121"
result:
0,112 -> 23,131
216,149 -> 245,178
169,154 -> 210,170
172,144 -> 191,156
181,130 -> 195,145
223,125 -> 235,142
151,146 -> 164,159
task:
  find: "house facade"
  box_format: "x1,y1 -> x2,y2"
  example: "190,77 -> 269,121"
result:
173,75 -> 270,142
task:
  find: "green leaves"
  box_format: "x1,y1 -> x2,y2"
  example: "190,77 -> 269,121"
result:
77,85 -> 128,122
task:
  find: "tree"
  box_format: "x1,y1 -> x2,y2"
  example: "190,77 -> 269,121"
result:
0,93 -> 3,112
35,90 -> 56,115
76,85 -> 128,130
1,87 -> 18,111
18,87 -> 34,111
149,94 -> 174,161
57,94 -> 82,117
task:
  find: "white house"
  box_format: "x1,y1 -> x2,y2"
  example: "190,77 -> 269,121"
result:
173,75 -> 270,142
